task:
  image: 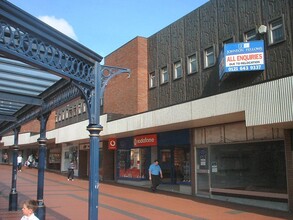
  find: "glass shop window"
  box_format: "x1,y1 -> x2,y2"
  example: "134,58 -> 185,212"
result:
210,141 -> 287,194
118,148 -> 149,179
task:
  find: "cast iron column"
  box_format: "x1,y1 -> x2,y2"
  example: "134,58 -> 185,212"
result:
87,63 -> 130,220
87,62 -> 102,220
87,124 -> 102,220
9,127 -> 20,211
35,113 -> 50,220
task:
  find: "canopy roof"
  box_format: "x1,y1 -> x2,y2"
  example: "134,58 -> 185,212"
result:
0,57 -> 60,121
0,0 -> 103,136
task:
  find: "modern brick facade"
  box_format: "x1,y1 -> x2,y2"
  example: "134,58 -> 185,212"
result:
104,37 -> 148,116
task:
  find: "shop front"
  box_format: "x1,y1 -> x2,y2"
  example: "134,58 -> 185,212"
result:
194,122 -> 288,210
61,144 -> 78,176
78,142 -> 103,180
116,129 -> 191,193
157,130 -> 191,185
116,135 -> 154,180
47,146 -> 61,170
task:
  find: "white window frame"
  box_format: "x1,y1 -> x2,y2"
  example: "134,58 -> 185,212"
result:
78,103 -> 82,114
173,61 -> 182,79
244,29 -> 257,42
73,106 -> 76,116
268,17 -> 285,45
62,111 -> 65,120
68,109 -> 72,118
65,109 -> 69,119
204,46 -> 215,68
149,72 -> 155,88
187,54 -> 198,74
82,102 -> 87,112
160,67 -> 168,84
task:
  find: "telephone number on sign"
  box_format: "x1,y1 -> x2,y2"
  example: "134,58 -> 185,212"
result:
228,65 -> 262,72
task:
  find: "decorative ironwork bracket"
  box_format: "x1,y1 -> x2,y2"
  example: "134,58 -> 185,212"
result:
100,65 -> 131,96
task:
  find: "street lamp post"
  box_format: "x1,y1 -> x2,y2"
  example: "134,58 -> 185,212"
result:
87,62 -> 130,220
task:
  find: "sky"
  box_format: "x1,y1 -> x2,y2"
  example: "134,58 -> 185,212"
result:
7,0 -> 209,60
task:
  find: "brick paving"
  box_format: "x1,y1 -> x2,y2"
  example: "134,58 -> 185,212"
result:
0,164 -> 292,220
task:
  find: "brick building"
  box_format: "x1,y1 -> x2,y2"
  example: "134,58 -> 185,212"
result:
103,0 -> 293,211
2,0 -> 293,212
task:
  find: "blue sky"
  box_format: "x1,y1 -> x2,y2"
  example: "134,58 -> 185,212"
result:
7,0 -> 209,59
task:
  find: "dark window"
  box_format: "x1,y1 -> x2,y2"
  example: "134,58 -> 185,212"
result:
269,17 -> 285,44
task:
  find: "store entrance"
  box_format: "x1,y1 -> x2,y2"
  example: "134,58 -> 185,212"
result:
195,147 -> 210,196
159,147 -> 190,184
79,150 -> 88,178
160,149 -> 172,183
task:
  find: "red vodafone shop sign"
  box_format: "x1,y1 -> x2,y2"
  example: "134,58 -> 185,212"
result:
108,138 -> 117,150
134,134 -> 157,147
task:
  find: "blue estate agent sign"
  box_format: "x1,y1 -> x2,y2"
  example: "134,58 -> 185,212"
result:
219,40 -> 265,80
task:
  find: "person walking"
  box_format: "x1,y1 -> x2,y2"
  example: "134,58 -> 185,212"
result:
67,160 -> 75,181
3,152 -> 8,163
17,154 -> 23,172
27,154 -> 34,168
148,159 -> 163,192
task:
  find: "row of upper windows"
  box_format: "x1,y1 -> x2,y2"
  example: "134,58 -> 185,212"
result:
55,102 -> 87,122
149,17 -> 285,88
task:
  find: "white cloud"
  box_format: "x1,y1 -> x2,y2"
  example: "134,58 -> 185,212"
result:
38,15 -> 78,40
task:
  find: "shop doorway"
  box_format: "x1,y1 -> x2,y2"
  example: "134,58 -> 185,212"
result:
79,150 -> 88,178
195,147 -> 210,196
160,149 -> 172,183
159,147 -> 190,184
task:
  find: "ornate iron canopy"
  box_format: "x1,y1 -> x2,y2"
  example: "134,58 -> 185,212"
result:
0,1 -> 130,219
0,0 -> 103,136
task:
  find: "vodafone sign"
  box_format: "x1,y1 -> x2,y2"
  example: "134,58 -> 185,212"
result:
108,138 -> 117,150
134,134 -> 157,147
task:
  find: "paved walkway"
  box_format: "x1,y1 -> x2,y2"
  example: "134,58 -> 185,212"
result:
0,164 -> 292,220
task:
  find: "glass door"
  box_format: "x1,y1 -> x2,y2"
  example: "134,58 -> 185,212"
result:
196,147 -> 210,196
159,149 -> 172,183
